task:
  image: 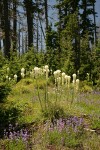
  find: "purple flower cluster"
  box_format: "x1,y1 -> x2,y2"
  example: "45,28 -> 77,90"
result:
4,124 -> 30,142
49,116 -> 84,133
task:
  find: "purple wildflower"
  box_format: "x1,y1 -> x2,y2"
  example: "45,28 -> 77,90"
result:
9,131 -> 13,139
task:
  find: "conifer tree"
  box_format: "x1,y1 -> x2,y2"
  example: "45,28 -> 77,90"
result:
24,0 -> 34,49
80,0 -> 97,45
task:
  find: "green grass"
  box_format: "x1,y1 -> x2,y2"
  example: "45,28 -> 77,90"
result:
0,77 -> 100,149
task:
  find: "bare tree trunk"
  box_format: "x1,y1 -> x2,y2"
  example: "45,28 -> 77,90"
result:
22,31 -> 24,54
24,0 -> 33,49
0,1 -> 3,51
40,30 -> 43,52
18,22 -> 20,56
58,3 -> 61,64
3,0 -> 11,58
0,40 -> 1,50
25,32 -> 28,52
36,19 -> 39,52
12,0 -> 17,51
93,2 -> 97,45
39,15 -> 45,40
44,0 -> 48,31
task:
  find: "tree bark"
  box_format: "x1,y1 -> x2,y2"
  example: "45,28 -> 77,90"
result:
24,0 -> 33,49
3,0 -> 11,58
12,0 -> 17,51
44,0 -> 48,31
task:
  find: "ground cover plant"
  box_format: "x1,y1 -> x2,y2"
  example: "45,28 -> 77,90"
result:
0,65 -> 100,150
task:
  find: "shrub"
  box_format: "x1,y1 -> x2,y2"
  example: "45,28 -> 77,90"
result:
80,81 -> 93,92
0,82 -> 11,102
0,107 -> 21,138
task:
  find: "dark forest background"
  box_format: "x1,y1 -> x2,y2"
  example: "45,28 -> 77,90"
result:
0,0 -> 100,83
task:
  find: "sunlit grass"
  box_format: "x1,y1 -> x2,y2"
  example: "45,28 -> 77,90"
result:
7,77 -> 100,125
1,74 -> 100,149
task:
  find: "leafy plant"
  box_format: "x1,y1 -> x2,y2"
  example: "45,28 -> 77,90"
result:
46,116 -> 85,148
42,104 -> 65,122
0,82 -> 11,102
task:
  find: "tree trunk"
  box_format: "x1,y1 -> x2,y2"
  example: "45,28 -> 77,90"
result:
3,0 -> 11,58
24,0 -> 33,49
93,2 -> 97,45
36,19 -> 39,52
18,22 -> 20,55
44,0 -> 48,31
12,0 -> 17,51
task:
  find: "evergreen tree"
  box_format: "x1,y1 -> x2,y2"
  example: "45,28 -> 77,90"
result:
80,0 -> 97,45
24,0 -> 34,49
55,0 -> 80,72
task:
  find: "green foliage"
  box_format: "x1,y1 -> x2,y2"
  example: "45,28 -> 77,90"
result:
1,139 -> 27,150
48,75 -> 55,85
20,86 -> 31,94
42,104 -> 65,122
0,53 -> 8,82
83,133 -> 100,150
21,49 -> 44,71
0,52 -> 5,68
62,58 -> 75,75
0,64 -> 8,82
47,129 -> 61,145
91,118 -> 100,129
46,25 -> 59,49
59,12 -> 80,74
0,82 -> 11,102
91,41 -> 100,85
80,81 -> 93,92
0,107 -> 21,138
34,79 -> 46,90
94,79 -> 100,90
46,117 -> 85,149
22,78 -> 33,85
0,72 -> 99,149
5,52 -> 22,80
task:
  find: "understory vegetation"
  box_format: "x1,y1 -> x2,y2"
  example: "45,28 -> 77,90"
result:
0,53 -> 100,150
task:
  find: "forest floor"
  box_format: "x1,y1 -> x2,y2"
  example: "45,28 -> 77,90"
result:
0,77 -> 100,150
